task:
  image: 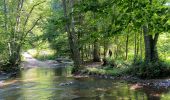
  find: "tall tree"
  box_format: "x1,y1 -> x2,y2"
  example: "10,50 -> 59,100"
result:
141,0 -> 169,62
62,0 -> 82,71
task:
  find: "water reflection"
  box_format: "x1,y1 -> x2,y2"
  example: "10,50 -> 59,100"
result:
0,67 -> 170,100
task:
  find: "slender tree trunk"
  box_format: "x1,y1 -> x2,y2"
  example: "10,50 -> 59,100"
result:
84,45 -> 88,60
3,0 -> 7,31
3,0 -> 11,58
134,32 -> 137,62
81,46 -> 84,62
90,45 -> 93,60
125,34 -> 129,60
143,25 -> 159,63
9,42 -> 21,67
137,33 -> 140,57
3,0 -> 21,67
114,36 -> 119,59
88,45 -> 92,60
140,27 -> 143,60
103,39 -> 109,59
93,39 -> 101,62
62,0 -> 82,70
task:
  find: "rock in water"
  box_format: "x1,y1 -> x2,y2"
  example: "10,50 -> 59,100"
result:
59,81 -> 74,86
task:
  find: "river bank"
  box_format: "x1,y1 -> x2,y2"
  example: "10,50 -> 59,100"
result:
1,54 -> 170,99
1,52 -> 170,90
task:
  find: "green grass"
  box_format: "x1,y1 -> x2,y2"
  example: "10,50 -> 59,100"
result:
27,49 -> 56,61
86,66 -> 129,76
35,54 -> 56,61
85,59 -> 170,78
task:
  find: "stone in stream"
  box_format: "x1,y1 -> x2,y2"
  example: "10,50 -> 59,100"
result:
110,77 -> 115,80
55,58 -> 73,64
104,75 -> 108,79
59,81 -> 74,86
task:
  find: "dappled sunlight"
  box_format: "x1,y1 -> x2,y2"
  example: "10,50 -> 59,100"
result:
0,0 -> 169,99
0,80 -> 19,88
130,84 -> 143,90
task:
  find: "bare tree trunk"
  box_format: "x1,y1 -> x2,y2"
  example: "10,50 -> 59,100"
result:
142,0 -> 159,63
114,36 -> 119,59
125,34 -> 129,60
9,42 -> 21,67
134,32 -> 137,62
137,33 -> 140,58
143,25 -> 159,63
103,39 -> 109,59
89,45 -> 92,60
3,0 -> 7,31
93,39 -> 101,62
62,0 -> 82,70
85,44 -> 88,60
140,27 -> 143,60
81,46 -> 84,62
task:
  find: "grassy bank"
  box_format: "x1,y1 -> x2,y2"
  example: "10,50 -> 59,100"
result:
80,60 -> 170,79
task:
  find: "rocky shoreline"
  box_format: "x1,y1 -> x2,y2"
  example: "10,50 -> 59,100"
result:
74,70 -> 170,89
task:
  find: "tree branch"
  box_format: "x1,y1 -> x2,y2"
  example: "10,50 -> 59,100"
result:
15,0 -> 24,32
20,16 -> 42,45
24,1 -> 45,27
25,16 -> 42,38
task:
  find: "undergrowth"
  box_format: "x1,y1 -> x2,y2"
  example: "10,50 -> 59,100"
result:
128,60 -> 170,79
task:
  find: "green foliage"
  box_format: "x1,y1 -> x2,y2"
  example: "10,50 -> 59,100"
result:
129,61 -> 170,79
86,67 -> 128,77
42,0 -> 69,57
0,0 -> 49,68
0,0 -> 169,79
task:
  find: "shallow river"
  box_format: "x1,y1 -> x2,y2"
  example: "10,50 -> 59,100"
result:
0,66 -> 170,100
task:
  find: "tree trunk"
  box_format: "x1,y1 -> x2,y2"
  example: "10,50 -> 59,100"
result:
62,0 -> 82,70
88,45 -> 92,60
103,39 -> 109,59
3,0 -> 7,31
134,32 -> 137,62
125,34 -> 129,60
85,45 -> 88,60
137,33 -> 140,58
93,39 -> 101,62
114,36 -> 119,59
140,27 -> 143,60
9,42 -> 21,67
143,25 -> 159,63
81,46 -> 84,62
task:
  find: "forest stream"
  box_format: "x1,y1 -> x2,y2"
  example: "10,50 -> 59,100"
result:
0,53 -> 170,100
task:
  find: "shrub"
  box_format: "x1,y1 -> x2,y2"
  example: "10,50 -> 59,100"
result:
129,61 -> 170,79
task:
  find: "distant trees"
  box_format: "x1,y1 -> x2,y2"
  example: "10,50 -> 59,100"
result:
43,0 -> 169,73
60,0 -> 169,63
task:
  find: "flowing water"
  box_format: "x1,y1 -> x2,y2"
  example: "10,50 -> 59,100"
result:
0,66 -> 170,100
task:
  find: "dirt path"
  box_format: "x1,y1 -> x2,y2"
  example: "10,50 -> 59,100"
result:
21,52 -> 60,69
